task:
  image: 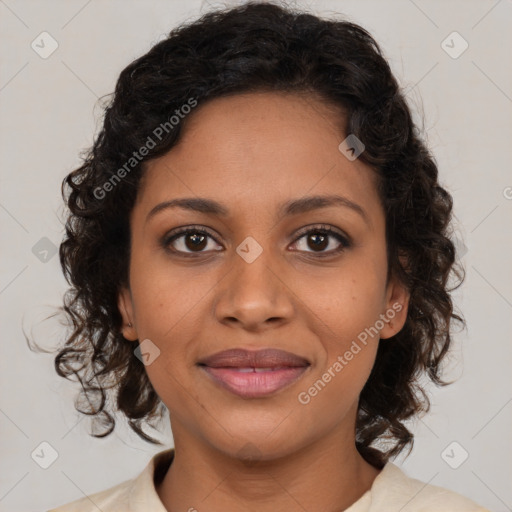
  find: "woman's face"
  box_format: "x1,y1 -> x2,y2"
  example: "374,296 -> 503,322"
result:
118,91 -> 409,460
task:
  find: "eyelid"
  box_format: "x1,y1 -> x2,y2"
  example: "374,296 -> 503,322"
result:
292,223 -> 350,243
165,224 -> 220,242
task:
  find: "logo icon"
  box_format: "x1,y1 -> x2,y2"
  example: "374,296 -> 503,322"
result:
31,441 -> 59,469
338,134 -> 365,161
236,236 -> 263,263
441,441 -> 469,469
134,339 -> 161,366
31,32 -> 59,59
441,32 -> 469,59
32,237 -> 58,263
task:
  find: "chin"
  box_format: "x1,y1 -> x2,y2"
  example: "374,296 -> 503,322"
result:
201,414 -> 312,463
218,437 -> 300,463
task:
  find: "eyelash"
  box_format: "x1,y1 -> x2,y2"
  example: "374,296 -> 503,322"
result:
161,224 -> 351,258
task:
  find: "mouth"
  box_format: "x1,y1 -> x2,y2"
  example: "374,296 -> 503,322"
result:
197,348 -> 311,399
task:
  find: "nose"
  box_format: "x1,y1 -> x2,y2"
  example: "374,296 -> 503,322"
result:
213,245 -> 295,332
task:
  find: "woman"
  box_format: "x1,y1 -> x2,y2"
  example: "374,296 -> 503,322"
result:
49,2 -> 489,511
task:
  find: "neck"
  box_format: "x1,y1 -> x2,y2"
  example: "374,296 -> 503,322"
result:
156,425 -> 382,512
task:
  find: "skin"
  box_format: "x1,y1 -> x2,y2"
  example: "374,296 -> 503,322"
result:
118,91 -> 410,512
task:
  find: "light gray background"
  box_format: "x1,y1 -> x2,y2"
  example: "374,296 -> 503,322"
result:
1,1 -> 511,511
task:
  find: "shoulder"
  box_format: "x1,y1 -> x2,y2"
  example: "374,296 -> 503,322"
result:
47,449 -> 174,512
368,462 -> 491,512
47,478 -> 132,512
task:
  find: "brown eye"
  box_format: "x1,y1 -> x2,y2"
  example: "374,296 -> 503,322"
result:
306,232 -> 329,251
183,232 -> 208,251
291,225 -> 350,256
163,227 -> 223,255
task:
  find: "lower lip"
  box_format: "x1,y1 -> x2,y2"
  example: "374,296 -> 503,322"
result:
200,366 -> 309,398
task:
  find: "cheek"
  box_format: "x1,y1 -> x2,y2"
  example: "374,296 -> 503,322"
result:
296,272 -> 383,422
295,342 -> 378,440
129,254 -> 207,342
128,270 -> 204,398
300,258 -> 387,339
295,255 -> 386,392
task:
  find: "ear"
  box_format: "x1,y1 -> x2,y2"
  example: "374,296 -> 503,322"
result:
379,270 -> 410,340
117,286 -> 138,341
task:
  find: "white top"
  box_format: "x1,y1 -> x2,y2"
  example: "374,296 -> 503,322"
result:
48,449 -> 490,512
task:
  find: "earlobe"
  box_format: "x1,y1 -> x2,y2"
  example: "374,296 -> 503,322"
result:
380,274 -> 410,340
117,287 -> 138,341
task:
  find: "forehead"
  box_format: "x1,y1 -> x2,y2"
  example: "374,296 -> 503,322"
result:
134,91 -> 382,226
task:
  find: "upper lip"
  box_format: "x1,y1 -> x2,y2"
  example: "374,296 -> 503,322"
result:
198,348 -> 310,368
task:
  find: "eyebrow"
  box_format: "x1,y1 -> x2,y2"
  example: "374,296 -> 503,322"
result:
146,194 -> 370,226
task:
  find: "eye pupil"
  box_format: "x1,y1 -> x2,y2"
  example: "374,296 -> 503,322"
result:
308,232 -> 328,251
186,232 -> 207,251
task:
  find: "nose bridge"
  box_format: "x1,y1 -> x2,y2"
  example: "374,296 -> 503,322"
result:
213,237 -> 294,328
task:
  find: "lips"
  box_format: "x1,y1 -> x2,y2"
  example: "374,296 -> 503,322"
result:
198,348 -> 310,368
198,348 -> 310,398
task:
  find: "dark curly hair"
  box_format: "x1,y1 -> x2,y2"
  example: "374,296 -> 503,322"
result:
53,1 -> 464,467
